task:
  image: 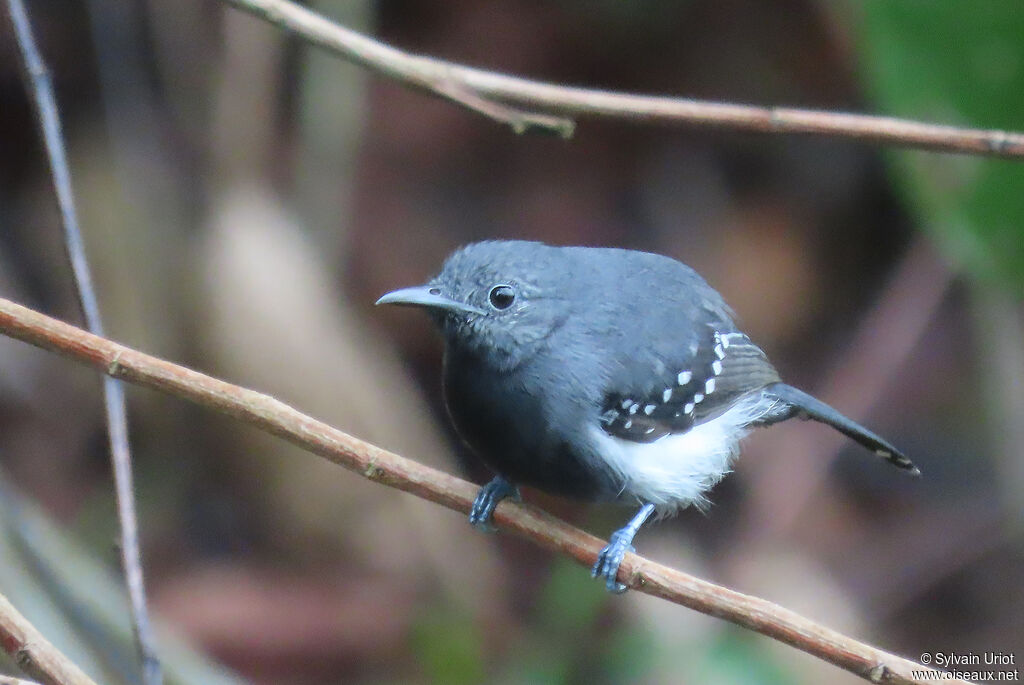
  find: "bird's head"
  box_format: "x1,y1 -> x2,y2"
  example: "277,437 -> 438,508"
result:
376,241 -> 570,371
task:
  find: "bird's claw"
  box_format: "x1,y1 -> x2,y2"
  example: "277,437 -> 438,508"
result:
469,477 -> 519,531
591,531 -> 635,594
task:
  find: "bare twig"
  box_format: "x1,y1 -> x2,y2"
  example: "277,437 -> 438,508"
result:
0,588 -> 97,685
3,2 -> 161,683
0,297 -> 963,685
220,0 -> 1024,158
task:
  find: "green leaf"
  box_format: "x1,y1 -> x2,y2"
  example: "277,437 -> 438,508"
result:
859,0 -> 1024,293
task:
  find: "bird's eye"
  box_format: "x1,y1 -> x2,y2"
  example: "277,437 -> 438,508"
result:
488,284 -> 516,310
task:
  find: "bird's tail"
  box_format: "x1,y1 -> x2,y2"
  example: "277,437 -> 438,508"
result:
764,382 -> 920,475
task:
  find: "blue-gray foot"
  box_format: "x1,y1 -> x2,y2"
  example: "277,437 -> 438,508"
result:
469,476 -> 520,531
591,502 -> 656,593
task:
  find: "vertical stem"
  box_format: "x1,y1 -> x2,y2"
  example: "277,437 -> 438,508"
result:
4,2 -> 162,683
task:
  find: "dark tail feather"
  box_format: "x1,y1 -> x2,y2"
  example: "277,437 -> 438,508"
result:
765,383 -> 920,476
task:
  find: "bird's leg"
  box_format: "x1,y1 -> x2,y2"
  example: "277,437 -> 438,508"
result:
469,475 -> 520,531
592,502 -> 656,594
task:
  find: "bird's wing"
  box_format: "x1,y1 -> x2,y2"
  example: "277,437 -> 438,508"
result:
599,324 -> 781,443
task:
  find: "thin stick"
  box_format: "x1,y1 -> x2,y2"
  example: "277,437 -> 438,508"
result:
0,297 -> 963,685
227,0 -> 572,137
220,0 -> 1024,158
3,3 -> 161,683
0,589 -> 97,685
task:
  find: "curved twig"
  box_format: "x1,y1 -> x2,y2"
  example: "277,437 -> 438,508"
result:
220,0 -> 1024,157
0,296 -> 963,685
3,2 -> 161,683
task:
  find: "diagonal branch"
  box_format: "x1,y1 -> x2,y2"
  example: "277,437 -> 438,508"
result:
2,2 -> 161,683
0,296 -> 963,685
0,588 -> 97,685
220,0 -> 1024,158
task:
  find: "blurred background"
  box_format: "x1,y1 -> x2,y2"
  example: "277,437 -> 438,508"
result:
0,0 -> 1022,683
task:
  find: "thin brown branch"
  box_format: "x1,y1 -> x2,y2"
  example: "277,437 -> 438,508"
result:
0,589 -> 97,685
0,296 -> 963,685
220,0 -> 1024,158
3,2 -> 160,682
223,0 -> 573,137
429,78 -> 575,137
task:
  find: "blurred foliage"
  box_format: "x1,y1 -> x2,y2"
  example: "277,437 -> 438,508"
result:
495,558 -> 609,683
411,558 -> 617,684
595,622 -> 658,684
693,631 -> 790,685
410,605 -> 485,685
859,0 -> 1024,293
498,559 -> 794,684
0,476 -> 241,684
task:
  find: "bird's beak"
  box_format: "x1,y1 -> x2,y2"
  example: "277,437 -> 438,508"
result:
376,285 -> 485,316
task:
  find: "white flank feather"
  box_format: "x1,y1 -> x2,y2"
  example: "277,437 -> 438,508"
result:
590,391 -> 780,514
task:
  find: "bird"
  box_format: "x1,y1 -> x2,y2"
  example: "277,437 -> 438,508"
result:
376,240 -> 919,593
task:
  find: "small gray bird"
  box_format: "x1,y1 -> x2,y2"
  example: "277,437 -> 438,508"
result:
377,241 -> 918,592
